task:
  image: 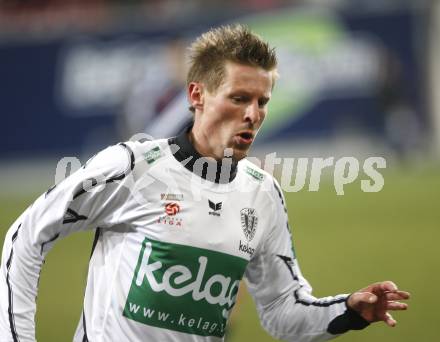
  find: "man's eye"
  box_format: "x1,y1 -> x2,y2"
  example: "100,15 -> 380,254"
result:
258,99 -> 269,107
232,96 -> 246,103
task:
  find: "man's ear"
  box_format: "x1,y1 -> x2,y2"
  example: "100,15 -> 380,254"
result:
188,82 -> 204,112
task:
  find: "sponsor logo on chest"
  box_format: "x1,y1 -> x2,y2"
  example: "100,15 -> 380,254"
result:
123,237 -> 248,337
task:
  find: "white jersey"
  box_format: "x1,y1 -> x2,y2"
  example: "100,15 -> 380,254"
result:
0,132 -> 369,342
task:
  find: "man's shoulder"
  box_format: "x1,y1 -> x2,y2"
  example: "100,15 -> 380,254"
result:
238,158 -> 276,184
84,138 -> 171,176
80,142 -> 136,180
238,159 -> 280,199
124,136 -> 170,150
123,137 -> 172,161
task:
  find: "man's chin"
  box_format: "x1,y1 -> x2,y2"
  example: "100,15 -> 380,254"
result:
231,145 -> 250,161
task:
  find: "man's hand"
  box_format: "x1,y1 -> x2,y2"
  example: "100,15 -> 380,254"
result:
347,281 -> 410,327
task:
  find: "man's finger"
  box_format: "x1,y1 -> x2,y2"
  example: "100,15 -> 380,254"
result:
386,301 -> 408,311
384,312 -> 397,327
379,281 -> 398,292
385,291 -> 410,301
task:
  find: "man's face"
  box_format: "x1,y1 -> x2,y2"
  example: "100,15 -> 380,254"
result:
190,61 -> 273,161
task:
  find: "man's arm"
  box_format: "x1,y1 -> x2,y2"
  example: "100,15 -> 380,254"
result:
0,143 -> 135,341
245,179 -> 409,342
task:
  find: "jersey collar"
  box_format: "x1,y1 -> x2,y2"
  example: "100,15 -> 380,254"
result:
168,127 -> 238,184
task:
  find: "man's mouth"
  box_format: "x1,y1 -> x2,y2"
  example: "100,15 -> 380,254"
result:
235,131 -> 254,145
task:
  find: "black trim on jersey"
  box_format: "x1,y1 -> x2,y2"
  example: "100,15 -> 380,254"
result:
273,181 -> 297,259
169,127 -> 238,184
294,288 -> 346,307
273,181 -> 288,216
119,142 -> 135,171
6,224 -> 22,342
276,255 -> 298,281
40,233 -> 60,255
72,143 -> 135,200
82,311 -> 89,342
272,181 -> 290,231
45,184 -> 56,197
82,228 -> 101,342
63,208 -> 88,224
327,305 -> 370,334
89,228 -> 101,258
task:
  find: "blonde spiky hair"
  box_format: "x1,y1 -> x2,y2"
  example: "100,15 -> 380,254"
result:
186,24 -> 277,112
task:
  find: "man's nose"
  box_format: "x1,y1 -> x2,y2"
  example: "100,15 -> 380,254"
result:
244,102 -> 260,124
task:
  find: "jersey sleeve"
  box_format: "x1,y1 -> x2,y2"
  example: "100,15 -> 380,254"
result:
244,179 -> 369,342
0,142 -> 136,342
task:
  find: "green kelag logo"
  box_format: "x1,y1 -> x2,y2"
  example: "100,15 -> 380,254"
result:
123,237 -> 248,337
245,166 -> 264,182
144,146 -> 162,164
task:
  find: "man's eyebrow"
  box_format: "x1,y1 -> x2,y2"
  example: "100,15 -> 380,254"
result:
230,89 -> 271,98
229,89 -> 251,95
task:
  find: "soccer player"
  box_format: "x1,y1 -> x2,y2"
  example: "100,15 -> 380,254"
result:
0,25 -> 409,341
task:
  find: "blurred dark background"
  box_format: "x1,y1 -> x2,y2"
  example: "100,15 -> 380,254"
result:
0,0 -> 438,161
0,1 -> 439,341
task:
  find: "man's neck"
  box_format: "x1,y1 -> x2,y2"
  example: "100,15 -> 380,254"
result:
168,128 -> 238,184
188,124 -> 220,161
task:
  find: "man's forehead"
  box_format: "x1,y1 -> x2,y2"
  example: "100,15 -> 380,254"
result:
222,61 -> 273,90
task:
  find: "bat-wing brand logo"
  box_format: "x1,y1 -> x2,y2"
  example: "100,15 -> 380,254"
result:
208,200 -> 222,216
240,208 -> 258,242
165,202 -> 180,216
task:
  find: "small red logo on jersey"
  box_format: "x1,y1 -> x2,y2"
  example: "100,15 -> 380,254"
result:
165,202 -> 180,216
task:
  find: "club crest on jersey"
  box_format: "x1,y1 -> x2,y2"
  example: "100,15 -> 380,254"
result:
239,208 -> 258,257
240,208 -> 258,242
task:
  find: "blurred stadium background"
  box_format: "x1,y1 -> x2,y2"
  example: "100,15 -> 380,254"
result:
0,0 -> 439,341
